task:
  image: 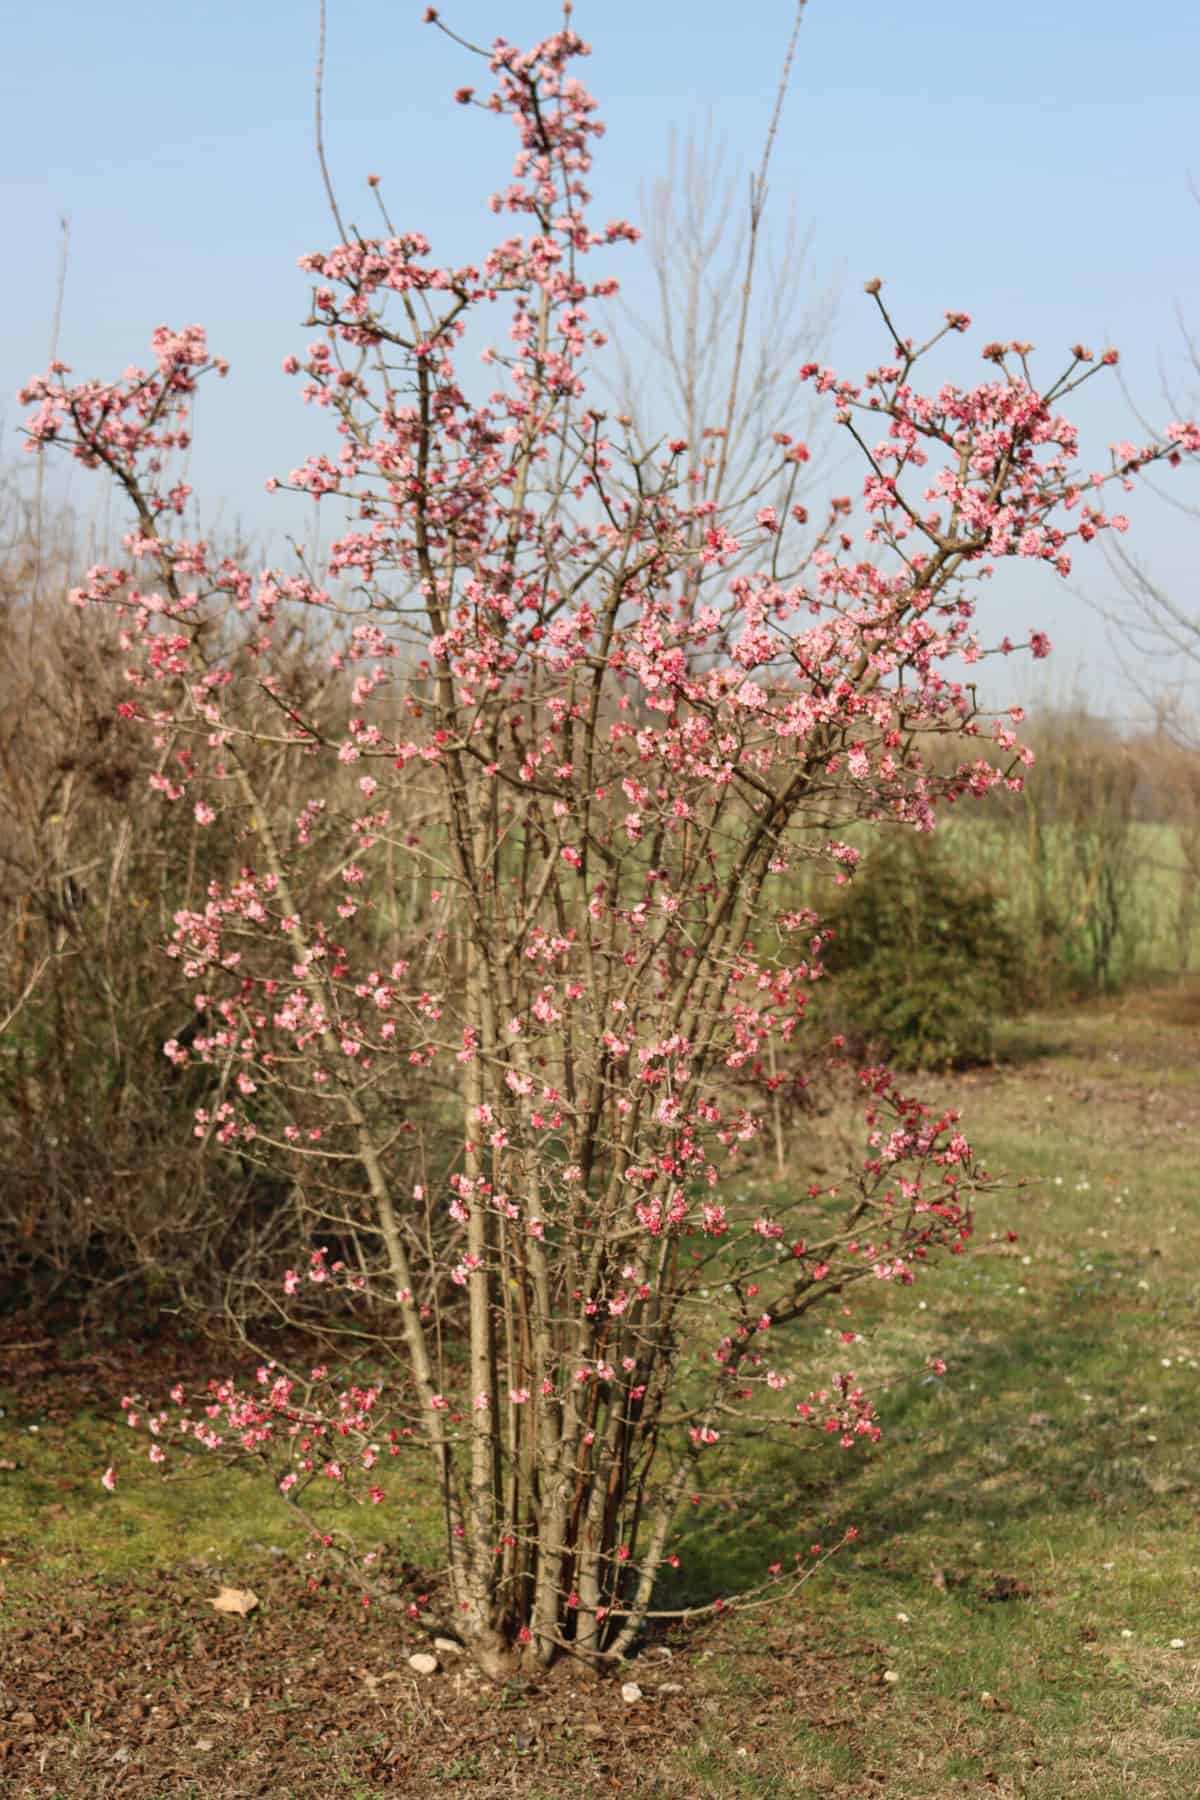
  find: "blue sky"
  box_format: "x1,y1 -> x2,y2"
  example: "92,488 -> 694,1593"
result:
4,0 -> 1198,716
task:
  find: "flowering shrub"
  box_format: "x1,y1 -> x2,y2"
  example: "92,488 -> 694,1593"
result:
22,16 -> 1195,1673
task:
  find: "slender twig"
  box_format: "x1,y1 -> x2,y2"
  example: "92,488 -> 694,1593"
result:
314,0 -> 347,241
712,1 -> 808,508
30,215 -> 70,645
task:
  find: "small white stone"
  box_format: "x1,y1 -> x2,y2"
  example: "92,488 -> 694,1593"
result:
433,1636 -> 463,1655
408,1652 -> 440,1675
883,1669 -> 900,1684
620,1680 -> 643,1703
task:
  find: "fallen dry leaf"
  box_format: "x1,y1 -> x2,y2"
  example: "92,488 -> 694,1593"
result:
983,1574 -> 1032,1603
207,1585 -> 259,1617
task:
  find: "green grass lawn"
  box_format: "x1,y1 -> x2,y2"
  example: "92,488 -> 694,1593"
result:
2,981 -> 1198,1797
666,982 -> 1200,1796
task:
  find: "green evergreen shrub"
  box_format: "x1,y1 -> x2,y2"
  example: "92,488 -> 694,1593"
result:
819,831 -> 1029,1070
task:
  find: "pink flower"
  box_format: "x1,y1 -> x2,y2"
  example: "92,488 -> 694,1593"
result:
101,1467 -> 117,1492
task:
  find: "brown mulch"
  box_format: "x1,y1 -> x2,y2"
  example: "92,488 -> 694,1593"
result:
0,1561 -> 875,1799
0,1293 -> 353,1421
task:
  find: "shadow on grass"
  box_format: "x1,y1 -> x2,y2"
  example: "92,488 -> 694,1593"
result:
990,1024 -> 1076,1066
666,1274 -> 1178,1615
